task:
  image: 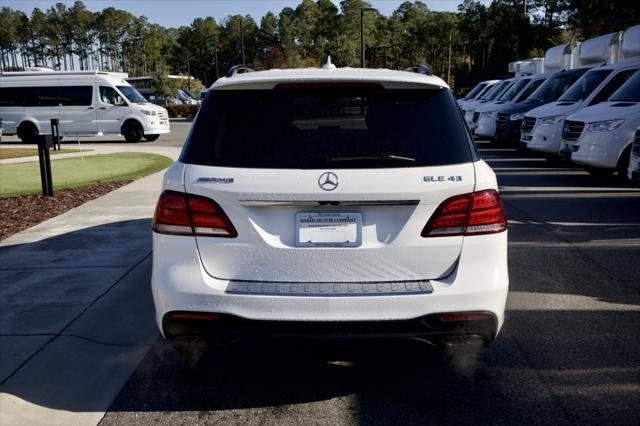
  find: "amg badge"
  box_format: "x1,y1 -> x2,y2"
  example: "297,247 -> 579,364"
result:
196,177 -> 234,184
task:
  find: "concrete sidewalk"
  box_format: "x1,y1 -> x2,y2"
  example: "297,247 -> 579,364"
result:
0,147 -> 180,425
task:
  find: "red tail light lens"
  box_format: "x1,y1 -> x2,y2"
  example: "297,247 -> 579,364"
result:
422,190 -> 507,237
153,190 -> 237,237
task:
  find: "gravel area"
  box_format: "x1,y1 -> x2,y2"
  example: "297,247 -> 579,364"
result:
0,180 -> 132,240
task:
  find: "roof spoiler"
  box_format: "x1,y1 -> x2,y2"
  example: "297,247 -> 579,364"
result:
225,65 -> 255,78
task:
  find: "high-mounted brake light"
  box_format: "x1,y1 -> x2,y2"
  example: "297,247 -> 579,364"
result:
153,190 -> 237,237
421,190 -> 507,237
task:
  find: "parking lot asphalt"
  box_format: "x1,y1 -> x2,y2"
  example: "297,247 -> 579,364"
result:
2,125 -> 639,425
99,138 -> 639,425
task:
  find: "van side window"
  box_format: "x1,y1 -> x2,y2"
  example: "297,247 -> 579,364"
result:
590,69 -> 637,105
0,86 -> 92,106
0,86 -> 59,106
100,86 -> 124,106
57,86 -> 92,106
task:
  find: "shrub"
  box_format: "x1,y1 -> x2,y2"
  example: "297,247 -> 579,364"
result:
165,104 -> 200,118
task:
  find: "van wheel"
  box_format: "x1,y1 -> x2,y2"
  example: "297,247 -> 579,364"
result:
18,122 -> 38,143
585,166 -> 614,178
143,134 -> 160,142
616,146 -> 631,181
122,121 -> 143,143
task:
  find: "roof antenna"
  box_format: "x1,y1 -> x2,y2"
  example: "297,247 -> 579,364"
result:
322,56 -> 336,69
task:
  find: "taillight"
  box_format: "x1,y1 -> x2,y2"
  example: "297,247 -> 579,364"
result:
421,189 -> 507,237
152,190 -> 237,237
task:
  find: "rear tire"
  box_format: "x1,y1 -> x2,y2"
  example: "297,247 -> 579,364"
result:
17,122 -> 38,143
616,146 -> 631,181
585,166 -> 615,178
143,134 -> 160,142
122,121 -> 143,143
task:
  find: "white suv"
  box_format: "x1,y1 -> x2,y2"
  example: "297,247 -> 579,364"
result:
151,65 -> 509,352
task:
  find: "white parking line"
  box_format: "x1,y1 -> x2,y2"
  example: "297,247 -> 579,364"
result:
508,291 -> 640,311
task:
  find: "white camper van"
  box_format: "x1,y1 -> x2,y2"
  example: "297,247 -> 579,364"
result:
462,79 -> 511,131
474,49 -> 568,140
0,70 -> 170,143
561,67 -> 640,178
522,29 -> 638,155
457,79 -> 499,106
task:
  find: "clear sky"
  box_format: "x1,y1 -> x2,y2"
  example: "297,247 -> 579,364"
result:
4,0 -> 491,28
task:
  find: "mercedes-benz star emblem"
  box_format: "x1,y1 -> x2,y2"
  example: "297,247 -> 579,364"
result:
318,172 -> 339,191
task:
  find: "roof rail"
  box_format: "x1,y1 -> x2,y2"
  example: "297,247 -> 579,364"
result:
225,65 -> 255,78
404,64 -> 433,76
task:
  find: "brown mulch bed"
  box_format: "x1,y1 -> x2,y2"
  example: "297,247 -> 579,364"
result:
0,180 -> 132,241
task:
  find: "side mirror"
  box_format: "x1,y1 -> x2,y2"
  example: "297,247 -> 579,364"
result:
117,97 -> 127,106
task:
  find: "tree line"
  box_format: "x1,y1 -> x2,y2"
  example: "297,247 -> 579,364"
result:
0,0 -> 638,93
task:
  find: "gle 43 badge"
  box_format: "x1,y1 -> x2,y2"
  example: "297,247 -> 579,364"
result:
424,176 -> 463,182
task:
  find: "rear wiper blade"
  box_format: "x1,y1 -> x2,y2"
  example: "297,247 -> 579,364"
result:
329,154 -> 416,163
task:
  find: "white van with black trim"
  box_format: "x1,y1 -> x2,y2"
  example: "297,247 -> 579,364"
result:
0,70 -> 170,143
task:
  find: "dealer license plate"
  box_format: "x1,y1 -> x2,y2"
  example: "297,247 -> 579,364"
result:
295,212 -> 362,247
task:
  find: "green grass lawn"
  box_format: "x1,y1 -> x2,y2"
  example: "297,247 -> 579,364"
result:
0,152 -> 173,196
0,148 -> 90,160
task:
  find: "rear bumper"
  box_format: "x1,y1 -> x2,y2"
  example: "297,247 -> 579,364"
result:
152,231 -> 509,342
162,311 -> 498,345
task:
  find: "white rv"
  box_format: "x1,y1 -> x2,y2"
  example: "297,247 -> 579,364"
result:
0,70 -> 170,143
521,29 -> 636,155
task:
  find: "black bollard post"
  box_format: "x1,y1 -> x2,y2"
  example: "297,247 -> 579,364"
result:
37,135 -> 54,196
50,118 -> 61,151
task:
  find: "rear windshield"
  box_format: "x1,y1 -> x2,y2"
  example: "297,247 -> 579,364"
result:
181,87 -> 474,169
608,69 -> 640,102
559,69 -> 612,102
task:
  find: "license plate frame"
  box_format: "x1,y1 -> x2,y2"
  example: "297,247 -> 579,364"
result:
295,212 -> 362,247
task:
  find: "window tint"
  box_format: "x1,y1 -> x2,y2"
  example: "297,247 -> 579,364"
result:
100,86 -> 124,105
591,69 -> 638,104
525,70 -> 587,103
514,79 -> 544,102
116,85 -> 145,103
181,88 -> 474,169
476,84 -> 494,98
559,69 -> 612,102
0,86 -> 91,106
497,78 -> 530,101
465,82 -> 487,99
482,80 -> 513,101
58,86 -> 92,106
